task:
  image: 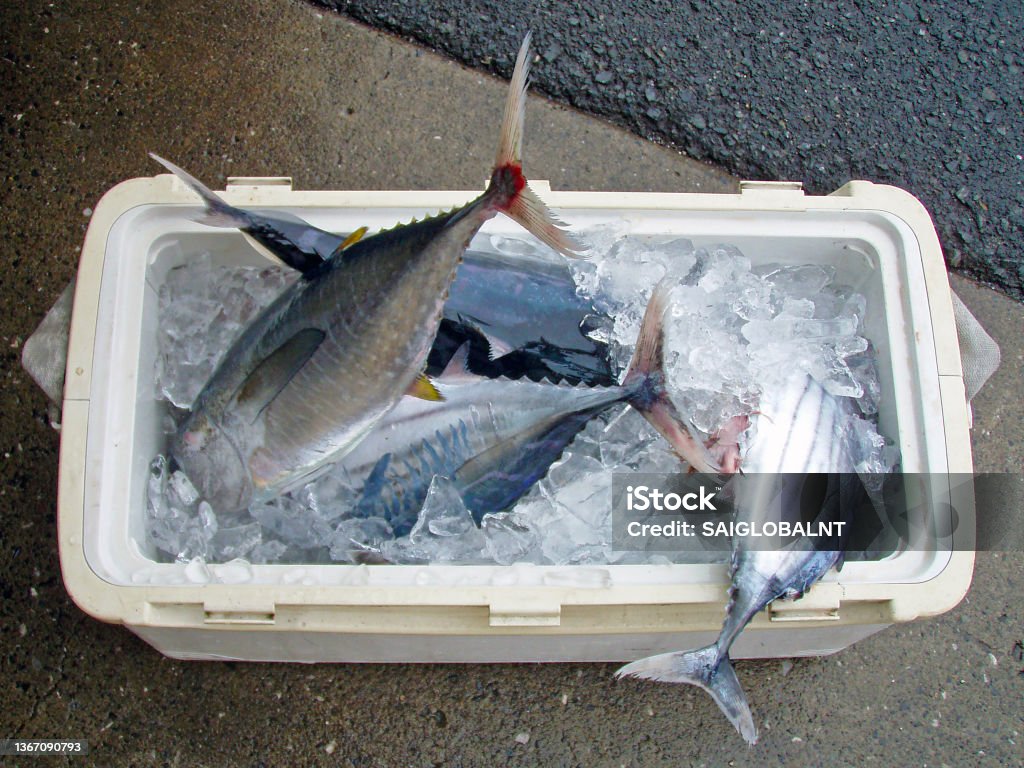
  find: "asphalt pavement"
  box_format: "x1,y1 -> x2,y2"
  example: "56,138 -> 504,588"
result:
321,0 -> 1024,301
1,1 -> 1021,766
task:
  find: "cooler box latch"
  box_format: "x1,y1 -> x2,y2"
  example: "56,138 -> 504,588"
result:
202,599 -> 277,625
489,597 -> 562,627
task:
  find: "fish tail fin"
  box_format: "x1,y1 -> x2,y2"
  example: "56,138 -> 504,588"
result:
623,281 -> 723,474
149,152 -> 250,229
616,646 -> 758,745
484,34 -> 584,259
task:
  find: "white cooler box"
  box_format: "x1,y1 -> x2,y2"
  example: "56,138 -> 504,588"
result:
57,174 -> 974,662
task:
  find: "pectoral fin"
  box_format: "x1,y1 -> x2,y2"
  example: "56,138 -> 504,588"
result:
233,328 -> 325,422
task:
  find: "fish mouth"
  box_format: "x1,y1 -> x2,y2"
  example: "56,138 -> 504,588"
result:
171,422 -> 253,514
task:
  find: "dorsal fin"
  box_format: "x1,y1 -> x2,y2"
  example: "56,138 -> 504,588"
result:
439,343 -> 482,383
461,318 -> 515,360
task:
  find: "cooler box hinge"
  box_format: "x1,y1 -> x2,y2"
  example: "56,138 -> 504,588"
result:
225,177 -> 293,191
740,180 -> 806,207
740,180 -> 804,194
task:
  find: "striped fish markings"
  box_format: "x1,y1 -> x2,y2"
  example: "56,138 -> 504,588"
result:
332,282 -> 722,536
617,372 -> 869,744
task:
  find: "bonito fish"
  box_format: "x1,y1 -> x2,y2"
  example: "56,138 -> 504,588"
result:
162,35 -> 584,513
616,372 -> 869,744
332,282 -> 722,536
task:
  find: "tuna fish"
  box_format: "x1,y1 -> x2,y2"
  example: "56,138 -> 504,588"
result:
163,35 -> 584,513
146,163 -> 614,388
615,372 -> 869,744
329,282 -> 723,536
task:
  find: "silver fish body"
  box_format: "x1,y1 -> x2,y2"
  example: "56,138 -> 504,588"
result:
165,35 -> 583,513
617,372 -> 867,744
147,168 -> 615,388
331,349 -> 628,536
327,279 -> 724,536
173,206 -> 500,512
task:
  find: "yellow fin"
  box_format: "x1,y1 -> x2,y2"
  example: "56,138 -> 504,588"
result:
329,226 -> 368,258
407,374 -> 444,402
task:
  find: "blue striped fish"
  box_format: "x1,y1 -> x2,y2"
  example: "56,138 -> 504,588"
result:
617,372 -> 868,744
329,282 -> 722,536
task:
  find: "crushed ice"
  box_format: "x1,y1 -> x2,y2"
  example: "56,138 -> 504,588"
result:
146,230 -> 897,566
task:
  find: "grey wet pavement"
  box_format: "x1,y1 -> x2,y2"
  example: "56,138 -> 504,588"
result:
321,0 -> 1024,301
1,1 -> 1021,766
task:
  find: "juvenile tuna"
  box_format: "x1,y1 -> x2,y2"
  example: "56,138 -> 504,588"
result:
616,372 -> 869,744
331,282 -> 723,536
163,35 -> 583,513
146,158 -> 614,388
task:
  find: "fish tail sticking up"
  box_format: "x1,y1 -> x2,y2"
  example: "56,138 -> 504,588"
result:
149,152 -> 250,229
615,646 -> 758,745
479,33 -> 584,259
622,281 -> 723,474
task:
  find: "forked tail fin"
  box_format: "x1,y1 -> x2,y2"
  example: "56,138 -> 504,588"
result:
149,152 -> 251,229
484,34 -> 584,259
623,281 -> 723,474
616,646 -> 758,745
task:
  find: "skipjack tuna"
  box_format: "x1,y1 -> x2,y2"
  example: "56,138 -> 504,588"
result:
160,34 -> 584,513
618,372 -> 870,744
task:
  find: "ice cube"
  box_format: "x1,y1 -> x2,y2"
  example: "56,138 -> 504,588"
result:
540,453 -> 609,517
212,559 -> 253,584
210,523 -> 262,561
481,511 -> 537,565
328,517 -> 396,561
249,539 -> 289,564
295,473 -> 357,523
762,264 -> 835,297
183,557 -> 211,584
693,245 -> 752,293
250,496 -> 333,549
599,409 -> 658,469
488,234 -> 546,260
401,477 -> 486,563
168,470 -> 201,510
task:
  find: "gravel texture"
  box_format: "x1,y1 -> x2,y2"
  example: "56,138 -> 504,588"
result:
318,0 -> 1024,300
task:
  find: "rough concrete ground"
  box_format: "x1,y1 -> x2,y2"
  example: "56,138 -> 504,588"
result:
1,1 -> 1021,766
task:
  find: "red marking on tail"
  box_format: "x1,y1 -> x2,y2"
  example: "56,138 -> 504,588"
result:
504,163 -> 526,195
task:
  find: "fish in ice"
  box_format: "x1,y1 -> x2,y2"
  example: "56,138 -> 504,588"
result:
425,248 -> 615,387
147,162 -> 614,387
331,281 -> 723,537
616,372 -> 869,744
161,34 -> 584,513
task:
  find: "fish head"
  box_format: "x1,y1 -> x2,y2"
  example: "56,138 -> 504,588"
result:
170,413 -> 253,513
